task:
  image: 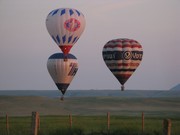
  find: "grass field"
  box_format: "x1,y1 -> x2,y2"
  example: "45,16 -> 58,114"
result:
0,96 -> 180,134
0,96 -> 180,116
0,115 -> 180,135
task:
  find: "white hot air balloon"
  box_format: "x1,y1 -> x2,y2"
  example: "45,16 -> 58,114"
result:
46,8 -> 86,58
47,53 -> 78,100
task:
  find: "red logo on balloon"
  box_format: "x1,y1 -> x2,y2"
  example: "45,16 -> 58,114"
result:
64,18 -> 80,32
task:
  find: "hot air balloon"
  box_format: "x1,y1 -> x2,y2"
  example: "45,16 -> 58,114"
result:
46,8 -> 86,60
102,38 -> 143,91
47,53 -> 78,100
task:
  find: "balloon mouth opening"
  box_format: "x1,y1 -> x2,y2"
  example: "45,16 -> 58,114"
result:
59,46 -> 72,55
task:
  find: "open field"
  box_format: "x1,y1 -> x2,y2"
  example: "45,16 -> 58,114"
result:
0,115 -> 180,135
0,96 -> 180,117
0,96 -> 180,134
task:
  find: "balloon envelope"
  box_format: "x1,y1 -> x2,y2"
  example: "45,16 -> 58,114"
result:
102,38 -> 143,90
47,53 -> 78,95
46,8 -> 86,55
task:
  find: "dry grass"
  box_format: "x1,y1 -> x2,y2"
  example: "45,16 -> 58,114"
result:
0,96 -> 180,117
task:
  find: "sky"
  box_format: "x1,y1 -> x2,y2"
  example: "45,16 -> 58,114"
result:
0,0 -> 180,90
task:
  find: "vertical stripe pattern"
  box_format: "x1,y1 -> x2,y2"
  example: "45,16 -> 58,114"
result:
47,53 -> 78,95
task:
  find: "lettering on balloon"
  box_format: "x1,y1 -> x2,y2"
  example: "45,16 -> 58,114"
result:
131,51 -> 143,60
64,18 -> 80,32
103,51 -> 143,60
103,53 -> 116,60
68,62 -> 78,76
123,51 -> 143,60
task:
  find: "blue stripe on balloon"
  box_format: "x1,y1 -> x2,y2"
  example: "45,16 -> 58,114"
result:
74,37 -> 79,43
48,53 -> 77,59
69,9 -> 74,16
61,9 -> 66,16
75,10 -> 81,16
48,10 -> 54,16
51,35 -> 57,43
52,9 -> 59,16
68,36 -> 73,43
72,37 -> 77,44
75,37 -> 79,43
62,35 -> 66,43
56,35 -> 60,44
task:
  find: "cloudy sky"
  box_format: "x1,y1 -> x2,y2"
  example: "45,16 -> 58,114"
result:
0,0 -> 179,90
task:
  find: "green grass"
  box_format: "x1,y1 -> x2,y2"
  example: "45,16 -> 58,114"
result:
0,115 -> 180,135
0,96 -> 180,134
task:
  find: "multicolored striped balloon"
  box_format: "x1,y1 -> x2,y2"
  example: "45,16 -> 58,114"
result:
46,8 -> 86,55
102,38 -> 143,90
47,53 -> 78,98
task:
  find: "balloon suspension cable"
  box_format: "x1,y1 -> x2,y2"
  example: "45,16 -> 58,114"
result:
121,85 -> 125,91
64,55 -> 68,62
60,95 -> 64,101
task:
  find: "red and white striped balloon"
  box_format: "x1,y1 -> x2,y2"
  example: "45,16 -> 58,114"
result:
102,38 -> 143,90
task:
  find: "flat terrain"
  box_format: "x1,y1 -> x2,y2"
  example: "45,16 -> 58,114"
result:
0,96 -> 179,117
1,96 -> 180,134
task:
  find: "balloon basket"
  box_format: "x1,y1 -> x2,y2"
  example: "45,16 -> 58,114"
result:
121,85 -> 125,91
60,96 -> 64,101
63,55 -> 68,62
